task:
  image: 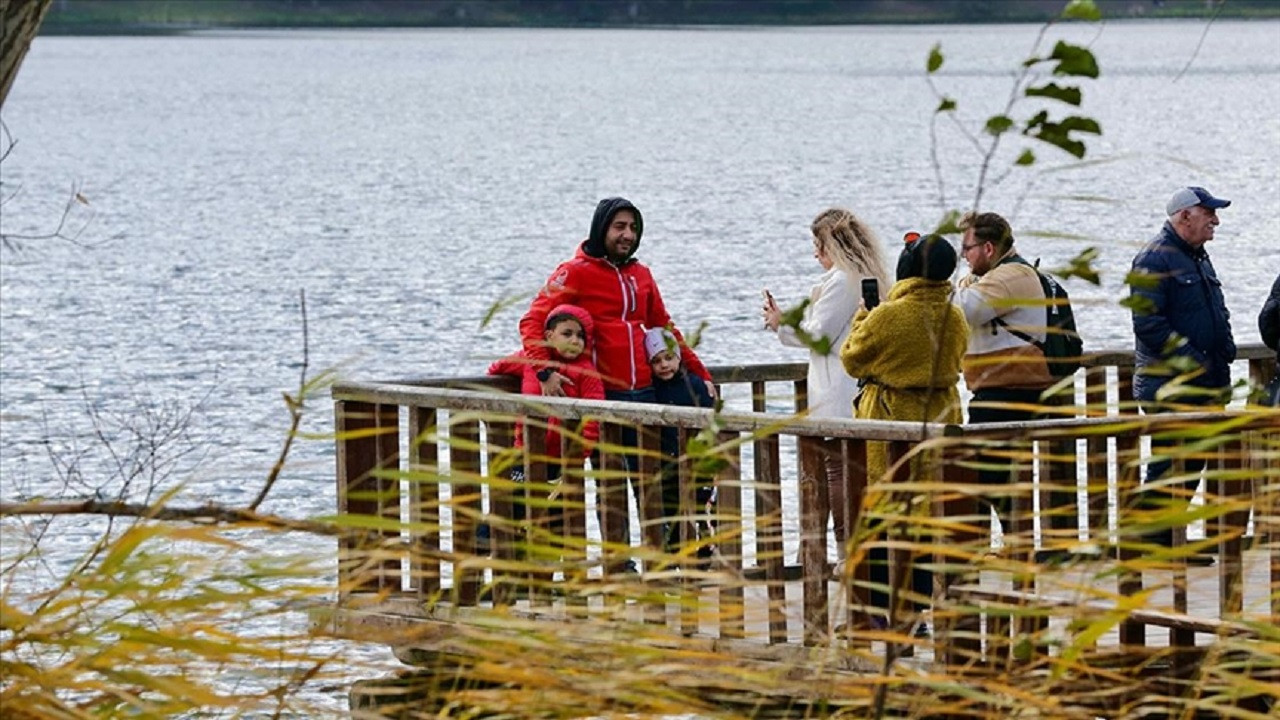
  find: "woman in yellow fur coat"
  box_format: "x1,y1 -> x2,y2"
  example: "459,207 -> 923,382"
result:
841,233 -> 968,475
838,232 -> 968,634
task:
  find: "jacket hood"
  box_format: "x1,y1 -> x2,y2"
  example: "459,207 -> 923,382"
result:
544,303 -> 595,354
582,197 -> 643,261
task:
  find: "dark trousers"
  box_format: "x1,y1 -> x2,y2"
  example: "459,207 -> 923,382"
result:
596,387 -> 657,547
868,545 -> 932,615
968,387 -> 1047,534
1134,397 -> 1223,543
658,458 -> 715,552
818,438 -> 849,551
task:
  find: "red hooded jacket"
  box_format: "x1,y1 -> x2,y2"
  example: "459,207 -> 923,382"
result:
519,199 -> 710,392
488,303 -> 604,458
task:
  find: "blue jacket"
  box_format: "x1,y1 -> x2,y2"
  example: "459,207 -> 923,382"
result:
653,371 -> 714,460
1130,222 -> 1236,402
1260,273 -> 1280,358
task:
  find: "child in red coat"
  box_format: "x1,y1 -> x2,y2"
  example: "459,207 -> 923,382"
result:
486,304 -> 604,544
489,303 -> 605,459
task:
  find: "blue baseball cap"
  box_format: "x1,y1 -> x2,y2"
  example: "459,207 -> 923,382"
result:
1167,186 -> 1230,216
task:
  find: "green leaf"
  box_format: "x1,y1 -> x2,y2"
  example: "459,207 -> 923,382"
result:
927,43 -> 944,73
479,292 -> 530,330
936,97 -> 957,113
1124,270 -> 1161,291
1061,0 -> 1102,21
1015,149 -> 1036,166
1048,247 -> 1101,285
1049,41 -> 1100,78
1024,113 -> 1102,159
682,319 -> 708,350
1119,294 -> 1157,316
933,210 -> 963,236
778,299 -> 833,355
984,115 -> 1014,136
1013,635 -> 1035,661
1025,82 -> 1082,106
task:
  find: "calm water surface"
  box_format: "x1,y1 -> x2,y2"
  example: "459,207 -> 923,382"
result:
2,21 -> 1278,711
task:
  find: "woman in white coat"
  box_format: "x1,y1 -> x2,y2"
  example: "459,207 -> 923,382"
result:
762,207 -> 890,559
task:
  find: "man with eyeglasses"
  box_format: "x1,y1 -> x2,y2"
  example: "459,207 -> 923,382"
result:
1126,187 -> 1235,557
952,211 -> 1064,558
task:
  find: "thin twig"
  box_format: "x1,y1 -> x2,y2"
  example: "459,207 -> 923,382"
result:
0,119 -> 16,164
249,289 -> 309,512
972,21 -> 1054,213
1172,3 -> 1223,83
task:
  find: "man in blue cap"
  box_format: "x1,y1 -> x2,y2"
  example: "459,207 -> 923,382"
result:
1127,186 -> 1236,557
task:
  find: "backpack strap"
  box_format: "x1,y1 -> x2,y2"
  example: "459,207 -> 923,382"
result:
991,315 -> 1046,351
988,252 -> 1046,351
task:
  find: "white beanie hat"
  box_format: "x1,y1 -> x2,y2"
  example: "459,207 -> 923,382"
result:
644,327 -> 676,361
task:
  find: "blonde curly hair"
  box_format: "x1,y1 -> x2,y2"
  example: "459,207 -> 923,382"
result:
810,207 -> 890,289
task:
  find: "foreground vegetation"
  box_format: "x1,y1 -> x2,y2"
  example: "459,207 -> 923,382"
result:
4,0 -> 1278,717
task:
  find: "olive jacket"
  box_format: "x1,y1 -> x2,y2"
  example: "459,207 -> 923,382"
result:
840,277 -> 969,483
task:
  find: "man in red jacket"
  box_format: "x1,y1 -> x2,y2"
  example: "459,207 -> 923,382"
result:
520,197 -> 713,401
519,197 -> 715,566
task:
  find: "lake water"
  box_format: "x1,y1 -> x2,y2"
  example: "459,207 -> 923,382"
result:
2,20 -> 1278,713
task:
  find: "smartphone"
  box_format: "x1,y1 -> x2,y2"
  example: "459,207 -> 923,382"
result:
861,278 -> 880,311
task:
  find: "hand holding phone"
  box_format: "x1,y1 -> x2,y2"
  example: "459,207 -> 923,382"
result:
762,289 -> 780,331
861,278 -> 880,311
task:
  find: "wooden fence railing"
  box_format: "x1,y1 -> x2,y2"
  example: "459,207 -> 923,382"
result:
331,345 -> 1278,679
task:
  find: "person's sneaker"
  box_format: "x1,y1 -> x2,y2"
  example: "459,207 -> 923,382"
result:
893,621 -> 929,658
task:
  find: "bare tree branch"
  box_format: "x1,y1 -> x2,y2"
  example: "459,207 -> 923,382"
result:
1173,2 -> 1223,83
0,499 -> 341,536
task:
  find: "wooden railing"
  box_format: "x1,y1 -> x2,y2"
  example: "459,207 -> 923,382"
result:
331,345 -> 1278,684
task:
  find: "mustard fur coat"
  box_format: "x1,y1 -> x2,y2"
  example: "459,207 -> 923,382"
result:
839,277 -> 969,483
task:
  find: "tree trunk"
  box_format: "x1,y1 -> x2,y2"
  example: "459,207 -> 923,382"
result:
1,0 -> 52,111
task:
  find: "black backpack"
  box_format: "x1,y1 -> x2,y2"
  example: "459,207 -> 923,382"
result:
991,256 -> 1084,379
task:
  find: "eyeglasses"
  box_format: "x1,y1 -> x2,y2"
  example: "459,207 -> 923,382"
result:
961,243 -> 982,254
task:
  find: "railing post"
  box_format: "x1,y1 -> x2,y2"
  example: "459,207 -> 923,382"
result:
935,438 -> 984,669
597,422 -> 632,579
409,406 -> 440,599
1115,417 -> 1145,649
715,430 -> 745,640
560,430 -> 590,610
1041,392 -> 1080,552
450,417 -> 482,606
485,417 -> 516,606
637,424 -> 664,556
1084,365 -> 1110,543
1213,437 -> 1248,617
797,434 -> 828,645
677,426 -> 699,636
524,417 -> 551,604
753,381 -> 787,644
335,400 -> 401,596
840,438 -> 872,636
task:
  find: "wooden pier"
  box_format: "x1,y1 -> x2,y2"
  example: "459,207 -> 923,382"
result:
321,346 -> 1278,718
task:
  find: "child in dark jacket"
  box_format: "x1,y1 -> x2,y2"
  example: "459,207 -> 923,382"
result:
486,304 -> 605,543
644,327 -> 716,557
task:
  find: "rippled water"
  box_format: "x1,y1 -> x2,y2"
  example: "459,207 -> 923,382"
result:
2,20 -> 1278,712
